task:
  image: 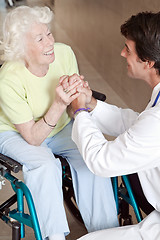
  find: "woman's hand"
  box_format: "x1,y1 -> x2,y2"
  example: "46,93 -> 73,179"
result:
59,73 -> 84,89
55,74 -> 83,108
60,73 -> 92,104
59,73 -> 97,118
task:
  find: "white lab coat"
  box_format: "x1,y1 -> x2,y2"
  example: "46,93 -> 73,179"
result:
72,82 -> 160,240
76,210 -> 160,240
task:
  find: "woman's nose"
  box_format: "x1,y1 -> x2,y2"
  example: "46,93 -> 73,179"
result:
46,36 -> 54,46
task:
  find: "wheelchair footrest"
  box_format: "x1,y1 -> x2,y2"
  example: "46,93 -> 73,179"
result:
9,209 -> 33,228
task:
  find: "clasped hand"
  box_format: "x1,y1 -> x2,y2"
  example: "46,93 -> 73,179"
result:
55,74 -> 92,110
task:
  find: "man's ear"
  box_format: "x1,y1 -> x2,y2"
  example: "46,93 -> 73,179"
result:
145,60 -> 155,68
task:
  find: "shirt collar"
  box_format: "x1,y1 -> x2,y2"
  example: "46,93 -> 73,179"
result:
146,82 -> 160,109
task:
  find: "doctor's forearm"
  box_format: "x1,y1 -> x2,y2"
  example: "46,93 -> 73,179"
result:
72,112 -> 157,177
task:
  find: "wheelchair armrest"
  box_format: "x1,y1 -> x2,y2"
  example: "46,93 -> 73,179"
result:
0,153 -> 22,174
92,90 -> 106,102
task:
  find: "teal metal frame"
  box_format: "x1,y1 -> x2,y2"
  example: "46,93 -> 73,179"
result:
4,172 -> 42,240
112,175 -> 142,223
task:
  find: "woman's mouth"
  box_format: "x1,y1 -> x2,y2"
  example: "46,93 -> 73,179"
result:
44,49 -> 54,56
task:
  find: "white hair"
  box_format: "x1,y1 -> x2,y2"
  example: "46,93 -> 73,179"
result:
0,6 -> 54,62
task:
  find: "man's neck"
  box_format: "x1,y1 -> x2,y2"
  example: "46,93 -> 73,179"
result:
145,69 -> 160,89
150,76 -> 160,89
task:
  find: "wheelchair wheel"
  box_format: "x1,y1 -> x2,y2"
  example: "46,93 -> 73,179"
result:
119,214 -> 133,226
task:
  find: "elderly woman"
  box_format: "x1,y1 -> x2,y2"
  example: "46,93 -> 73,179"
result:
0,6 -> 118,240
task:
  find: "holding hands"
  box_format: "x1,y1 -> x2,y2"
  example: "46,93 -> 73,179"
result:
56,73 -> 97,117
55,74 -> 82,107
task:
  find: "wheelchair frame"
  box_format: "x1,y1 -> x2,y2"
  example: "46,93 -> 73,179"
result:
0,154 -> 42,240
0,156 -> 143,240
112,176 -> 143,225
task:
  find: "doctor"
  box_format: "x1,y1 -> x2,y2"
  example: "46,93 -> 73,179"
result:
70,11 -> 160,240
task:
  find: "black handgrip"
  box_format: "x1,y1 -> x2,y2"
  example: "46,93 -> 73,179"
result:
0,153 -> 22,173
92,90 -> 106,102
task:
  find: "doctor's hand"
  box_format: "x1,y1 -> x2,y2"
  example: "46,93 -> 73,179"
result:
76,80 -> 92,104
75,81 -> 97,111
67,92 -> 87,118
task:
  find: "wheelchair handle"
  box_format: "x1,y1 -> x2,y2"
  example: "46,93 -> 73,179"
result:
0,153 -> 22,173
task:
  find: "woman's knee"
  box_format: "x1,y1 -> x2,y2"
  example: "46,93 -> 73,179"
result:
26,151 -> 62,174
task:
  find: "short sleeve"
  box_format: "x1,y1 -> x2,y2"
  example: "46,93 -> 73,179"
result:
0,73 -> 33,124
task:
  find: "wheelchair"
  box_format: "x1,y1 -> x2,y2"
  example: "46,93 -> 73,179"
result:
0,151 -> 144,240
0,152 -> 85,240
112,176 -> 143,226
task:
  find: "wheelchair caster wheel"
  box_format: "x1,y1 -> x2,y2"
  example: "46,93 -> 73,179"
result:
12,222 -> 21,240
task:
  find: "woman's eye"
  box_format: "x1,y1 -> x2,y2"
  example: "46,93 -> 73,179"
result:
37,38 -> 43,42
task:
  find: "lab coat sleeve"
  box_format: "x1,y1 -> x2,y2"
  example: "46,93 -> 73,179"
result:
90,100 -> 139,136
77,210 -> 160,240
72,107 -> 160,177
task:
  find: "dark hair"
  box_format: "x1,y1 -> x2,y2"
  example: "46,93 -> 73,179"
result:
121,12 -> 160,74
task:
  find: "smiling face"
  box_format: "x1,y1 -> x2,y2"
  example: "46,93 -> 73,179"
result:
121,39 -> 147,80
24,22 -> 55,76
